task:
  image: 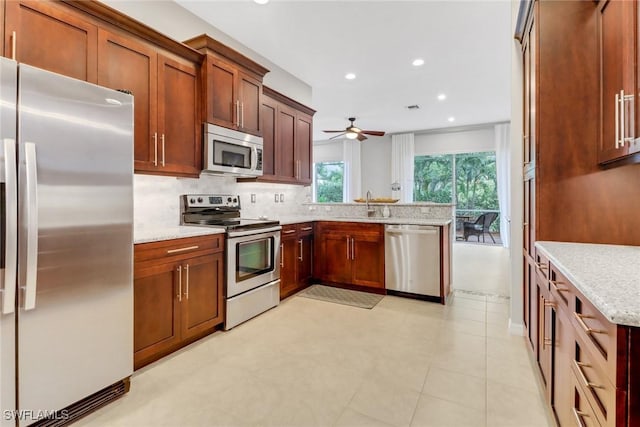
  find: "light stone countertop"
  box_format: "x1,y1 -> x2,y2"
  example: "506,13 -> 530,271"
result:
277,215 -> 452,226
535,241 -> 640,327
134,225 -> 226,244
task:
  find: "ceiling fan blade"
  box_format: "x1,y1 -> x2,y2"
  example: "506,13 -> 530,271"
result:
362,130 -> 386,136
329,133 -> 346,140
357,133 -> 368,142
323,130 -> 346,133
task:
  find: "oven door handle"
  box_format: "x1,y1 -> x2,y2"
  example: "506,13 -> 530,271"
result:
227,225 -> 282,238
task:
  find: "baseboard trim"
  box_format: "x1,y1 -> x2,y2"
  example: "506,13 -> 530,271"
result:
508,318 -> 525,336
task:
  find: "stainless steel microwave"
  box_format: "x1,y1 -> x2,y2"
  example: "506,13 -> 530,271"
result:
203,123 -> 263,177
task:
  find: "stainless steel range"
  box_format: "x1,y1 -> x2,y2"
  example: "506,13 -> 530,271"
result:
180,194 -> 281,330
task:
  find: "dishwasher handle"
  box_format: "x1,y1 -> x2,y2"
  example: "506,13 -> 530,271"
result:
386,226 -> 438,236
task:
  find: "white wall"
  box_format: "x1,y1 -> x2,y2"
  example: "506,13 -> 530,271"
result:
313,140 -> 343,163
414,127 -> 496,156
361,135 -> 392,197
101,0 -> 312,105
509,0 -> 524,335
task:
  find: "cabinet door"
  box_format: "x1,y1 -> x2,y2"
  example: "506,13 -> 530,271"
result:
158,55 -> 201,176
295,112 -> 313,184
261,97 -> 278,176
5,0 -> 97,82
297,234 -> 313,285
598,0 -> 639,163
181,254 -> 224,340
206,56 -> 237,129
351,233 -> 385,288
276,104 -> 297,181
551,305 -> 573,427
238,71 -> 262,136
134,261 -> 181,369
280,237 -> 299,299
97,29 -> 158,172
537,279 -> 553,397
320,233 -> 351,284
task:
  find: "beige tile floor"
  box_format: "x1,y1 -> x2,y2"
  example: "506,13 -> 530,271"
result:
77,292 -> 554,427
452,243 -> 510,297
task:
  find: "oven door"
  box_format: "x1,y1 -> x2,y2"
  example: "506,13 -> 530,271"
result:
227,226 -> 281,298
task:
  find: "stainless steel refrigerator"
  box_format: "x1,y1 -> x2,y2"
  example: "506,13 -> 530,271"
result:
0,57 -> 133,426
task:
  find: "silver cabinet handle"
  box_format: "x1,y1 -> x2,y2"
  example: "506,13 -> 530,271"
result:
153,132 -> 158,166
280,243 -> 284,267
283,229 -> 296,235
2,139 -> 17,314
240,102 -> 244,128
23,142 -> 38,310
166,245 -> 199,254
346,237 -> 350,259
620,90 -> 625,148
177,265 -> 182,302
161,133 -> 165,167
184,264 -> 189,299
235,101 -> 240,127
11,31 -> 16,61
298,239 -> 303,261
615,92 -> 620,148
300,227 -> 313,231
351,237 -> 355,260
572,408 -> 589,427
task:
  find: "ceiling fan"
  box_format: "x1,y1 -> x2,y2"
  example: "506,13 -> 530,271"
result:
323,117 -> 386,141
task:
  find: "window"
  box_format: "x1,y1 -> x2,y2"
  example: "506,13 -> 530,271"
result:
313,161 -> 344,202
414,154 -> 454,203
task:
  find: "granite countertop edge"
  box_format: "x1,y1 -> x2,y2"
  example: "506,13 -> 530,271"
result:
134,226 -> 226,244
535,241 -> 640,327
277,216 -> 452,226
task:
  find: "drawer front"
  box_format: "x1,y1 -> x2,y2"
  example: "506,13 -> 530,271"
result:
135,234 -> 224,263
534,248 -> 550,281
571,370 -> 603,427
549,264 -> 573,312
297,222 -> 314,236
573,332 -> 616,427
572,290 -> 618,384
281,224 -> 298,238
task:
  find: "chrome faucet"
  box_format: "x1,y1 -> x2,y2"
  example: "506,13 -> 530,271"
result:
366,190 -> 375,217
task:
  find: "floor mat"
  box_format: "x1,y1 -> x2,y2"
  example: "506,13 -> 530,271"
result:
297,284 -> 384,309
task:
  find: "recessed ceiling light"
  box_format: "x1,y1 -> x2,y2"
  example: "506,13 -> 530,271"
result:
437,93 -> 447,101
254,0 -> 269,4
448,117 -> 455,122
412,58 -> 425,67
345,73 -> 356,80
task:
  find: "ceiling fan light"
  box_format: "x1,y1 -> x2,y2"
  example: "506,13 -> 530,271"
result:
345,131 -> 358,139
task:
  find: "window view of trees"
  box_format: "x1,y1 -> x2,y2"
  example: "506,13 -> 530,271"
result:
314,161 -> 344,202
414,155 -> 454,203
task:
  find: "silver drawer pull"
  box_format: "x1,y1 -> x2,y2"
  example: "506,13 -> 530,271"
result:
300,227 -> 313,231
574,312 -> 606,335
574,360 -> 604,390
167,245 -> 199,254
536,262 -> 547,270
283,230 -> 296,234
573,408 -> 589,427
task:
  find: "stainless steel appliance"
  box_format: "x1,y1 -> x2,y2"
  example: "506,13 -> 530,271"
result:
0,58 -> 133,426
385,225 -> 440,300
202,124 -> 263,177
180,195 -> 280,330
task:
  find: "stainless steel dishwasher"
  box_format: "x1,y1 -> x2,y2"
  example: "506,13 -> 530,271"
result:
385,224 -> 440,299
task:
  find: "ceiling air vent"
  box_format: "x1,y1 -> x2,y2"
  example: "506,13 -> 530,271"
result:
406,105 -> 420,110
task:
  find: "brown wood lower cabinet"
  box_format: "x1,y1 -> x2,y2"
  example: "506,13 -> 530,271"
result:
530,247 -> 640,427
314,222 -> 384,291
280,222 -> 313,299
133,234 -> 224,369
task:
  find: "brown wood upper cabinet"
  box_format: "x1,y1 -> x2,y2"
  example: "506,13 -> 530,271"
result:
314,222 -> 385,290
183,34 -> 268,137
598,0 -> 640,164
97,29 -> 201,177
252,86 -> 315,185
4,0 -> 98,82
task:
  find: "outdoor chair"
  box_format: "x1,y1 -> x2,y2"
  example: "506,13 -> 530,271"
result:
463,212 -> 498,243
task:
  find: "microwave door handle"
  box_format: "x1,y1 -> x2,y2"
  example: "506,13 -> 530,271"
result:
251,146 -> 258,171
2,139 -> 17,314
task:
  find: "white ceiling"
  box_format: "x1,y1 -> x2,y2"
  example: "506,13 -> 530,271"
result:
175,0 -> 512,141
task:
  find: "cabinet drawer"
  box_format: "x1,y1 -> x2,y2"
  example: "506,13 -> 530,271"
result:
549,263 -> 573,312
572,289 -> 619,385
573,332 -> 616,427
534,249 -> 550,281
297,222 -> 314,236
571,370 -> 603,427
281,224 -> 298,238
135,234 -> 224,263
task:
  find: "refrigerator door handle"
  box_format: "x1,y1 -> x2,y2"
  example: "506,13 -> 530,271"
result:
23,142 -> 38,310
2,139 -> 17,314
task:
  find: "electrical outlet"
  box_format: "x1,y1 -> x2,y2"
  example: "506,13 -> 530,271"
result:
250,194 -> 256,203
279,193 -> 284,202
420,207 -> 430,214
274,193 -> 279,203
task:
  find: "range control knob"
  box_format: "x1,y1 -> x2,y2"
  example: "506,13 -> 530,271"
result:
197,197 -> 203,203
227,197 -> 232,203
190,198 -> 196,204
233,198 -> 238,203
